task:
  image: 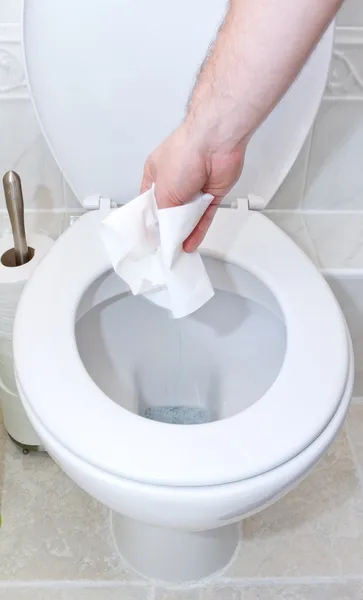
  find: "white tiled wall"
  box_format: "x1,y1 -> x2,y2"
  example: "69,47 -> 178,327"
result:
337,0 -> 363,26
272,22 -> 363,211
0,0 -> 21,24
0,3 -> 80,237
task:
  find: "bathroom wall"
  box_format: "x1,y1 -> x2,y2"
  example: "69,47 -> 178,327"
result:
0,0 -> 363,391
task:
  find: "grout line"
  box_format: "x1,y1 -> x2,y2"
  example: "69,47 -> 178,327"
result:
0,93 -> 29,101
321,268 -> 363,277
0,580 -> 149,589
323,95 -> 363,102
212,575 -> 363,587
300,213 -> 321,267
345,419 -> 363,498
334,25 -> 363,35
0,574 -> 363,600
0,209 -> 85,215
303,210 -> 363,215
61,177 -> 67,213
300,127 -> 314,207
263,209 -> 363,215
239,520 -> 244,572
1,575 -> 363,590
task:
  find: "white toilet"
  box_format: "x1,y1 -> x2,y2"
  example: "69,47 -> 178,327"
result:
13,0 -> 353,584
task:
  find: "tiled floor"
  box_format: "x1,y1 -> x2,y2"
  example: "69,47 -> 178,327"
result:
1,404 -> 363,599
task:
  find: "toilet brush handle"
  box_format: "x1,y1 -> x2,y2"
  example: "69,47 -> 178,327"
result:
3,171 -> 30,266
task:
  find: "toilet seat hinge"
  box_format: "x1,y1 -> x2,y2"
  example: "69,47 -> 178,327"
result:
81,195 -> 117,212
246,194 -> 266,211
219,195 -> 265,213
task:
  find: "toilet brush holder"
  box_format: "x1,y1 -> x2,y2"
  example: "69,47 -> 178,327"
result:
0,384 -> 44,453
0,337 -> 43,453
0,171 -> 50,452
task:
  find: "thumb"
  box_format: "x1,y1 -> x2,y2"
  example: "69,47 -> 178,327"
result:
140,160 -> 154,194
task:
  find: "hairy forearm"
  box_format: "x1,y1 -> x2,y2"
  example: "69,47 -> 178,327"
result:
185,0 -> 342,152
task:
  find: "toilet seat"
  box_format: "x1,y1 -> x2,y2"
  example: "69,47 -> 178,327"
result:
14,203 -> 350,487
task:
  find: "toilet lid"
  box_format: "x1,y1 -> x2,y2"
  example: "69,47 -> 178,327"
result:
14,208 -> 350,486
23,0 -> 334,207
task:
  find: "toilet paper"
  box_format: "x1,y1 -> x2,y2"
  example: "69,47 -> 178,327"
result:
0,233 -> 54,447
0,233 -> 54,338
100,186 -> 215,318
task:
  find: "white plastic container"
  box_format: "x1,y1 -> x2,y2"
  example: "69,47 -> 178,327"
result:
0,336 -> 43,450
0,233 -> 53,451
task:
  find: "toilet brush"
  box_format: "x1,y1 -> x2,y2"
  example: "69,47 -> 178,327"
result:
3,171 -> 31,266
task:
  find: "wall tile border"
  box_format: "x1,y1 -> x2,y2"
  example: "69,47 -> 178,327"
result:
0,23 -> 27,99
326,27 -> 363,100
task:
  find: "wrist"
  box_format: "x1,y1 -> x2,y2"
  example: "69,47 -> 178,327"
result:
182,106 -> 249,158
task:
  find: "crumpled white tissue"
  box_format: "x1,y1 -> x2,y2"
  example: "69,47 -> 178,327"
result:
100,186 -> 215,318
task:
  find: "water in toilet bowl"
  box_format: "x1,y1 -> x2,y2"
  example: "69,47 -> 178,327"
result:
144,405 -> 210,425
75,257 -> 287,424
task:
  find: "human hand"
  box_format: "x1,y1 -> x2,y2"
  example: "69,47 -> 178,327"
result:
141,123 -> 246,252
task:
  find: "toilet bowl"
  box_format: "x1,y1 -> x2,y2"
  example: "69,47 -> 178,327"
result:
14,0 -> 353,584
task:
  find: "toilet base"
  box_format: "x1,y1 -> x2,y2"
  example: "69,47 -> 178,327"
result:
111,512 -> 240,584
